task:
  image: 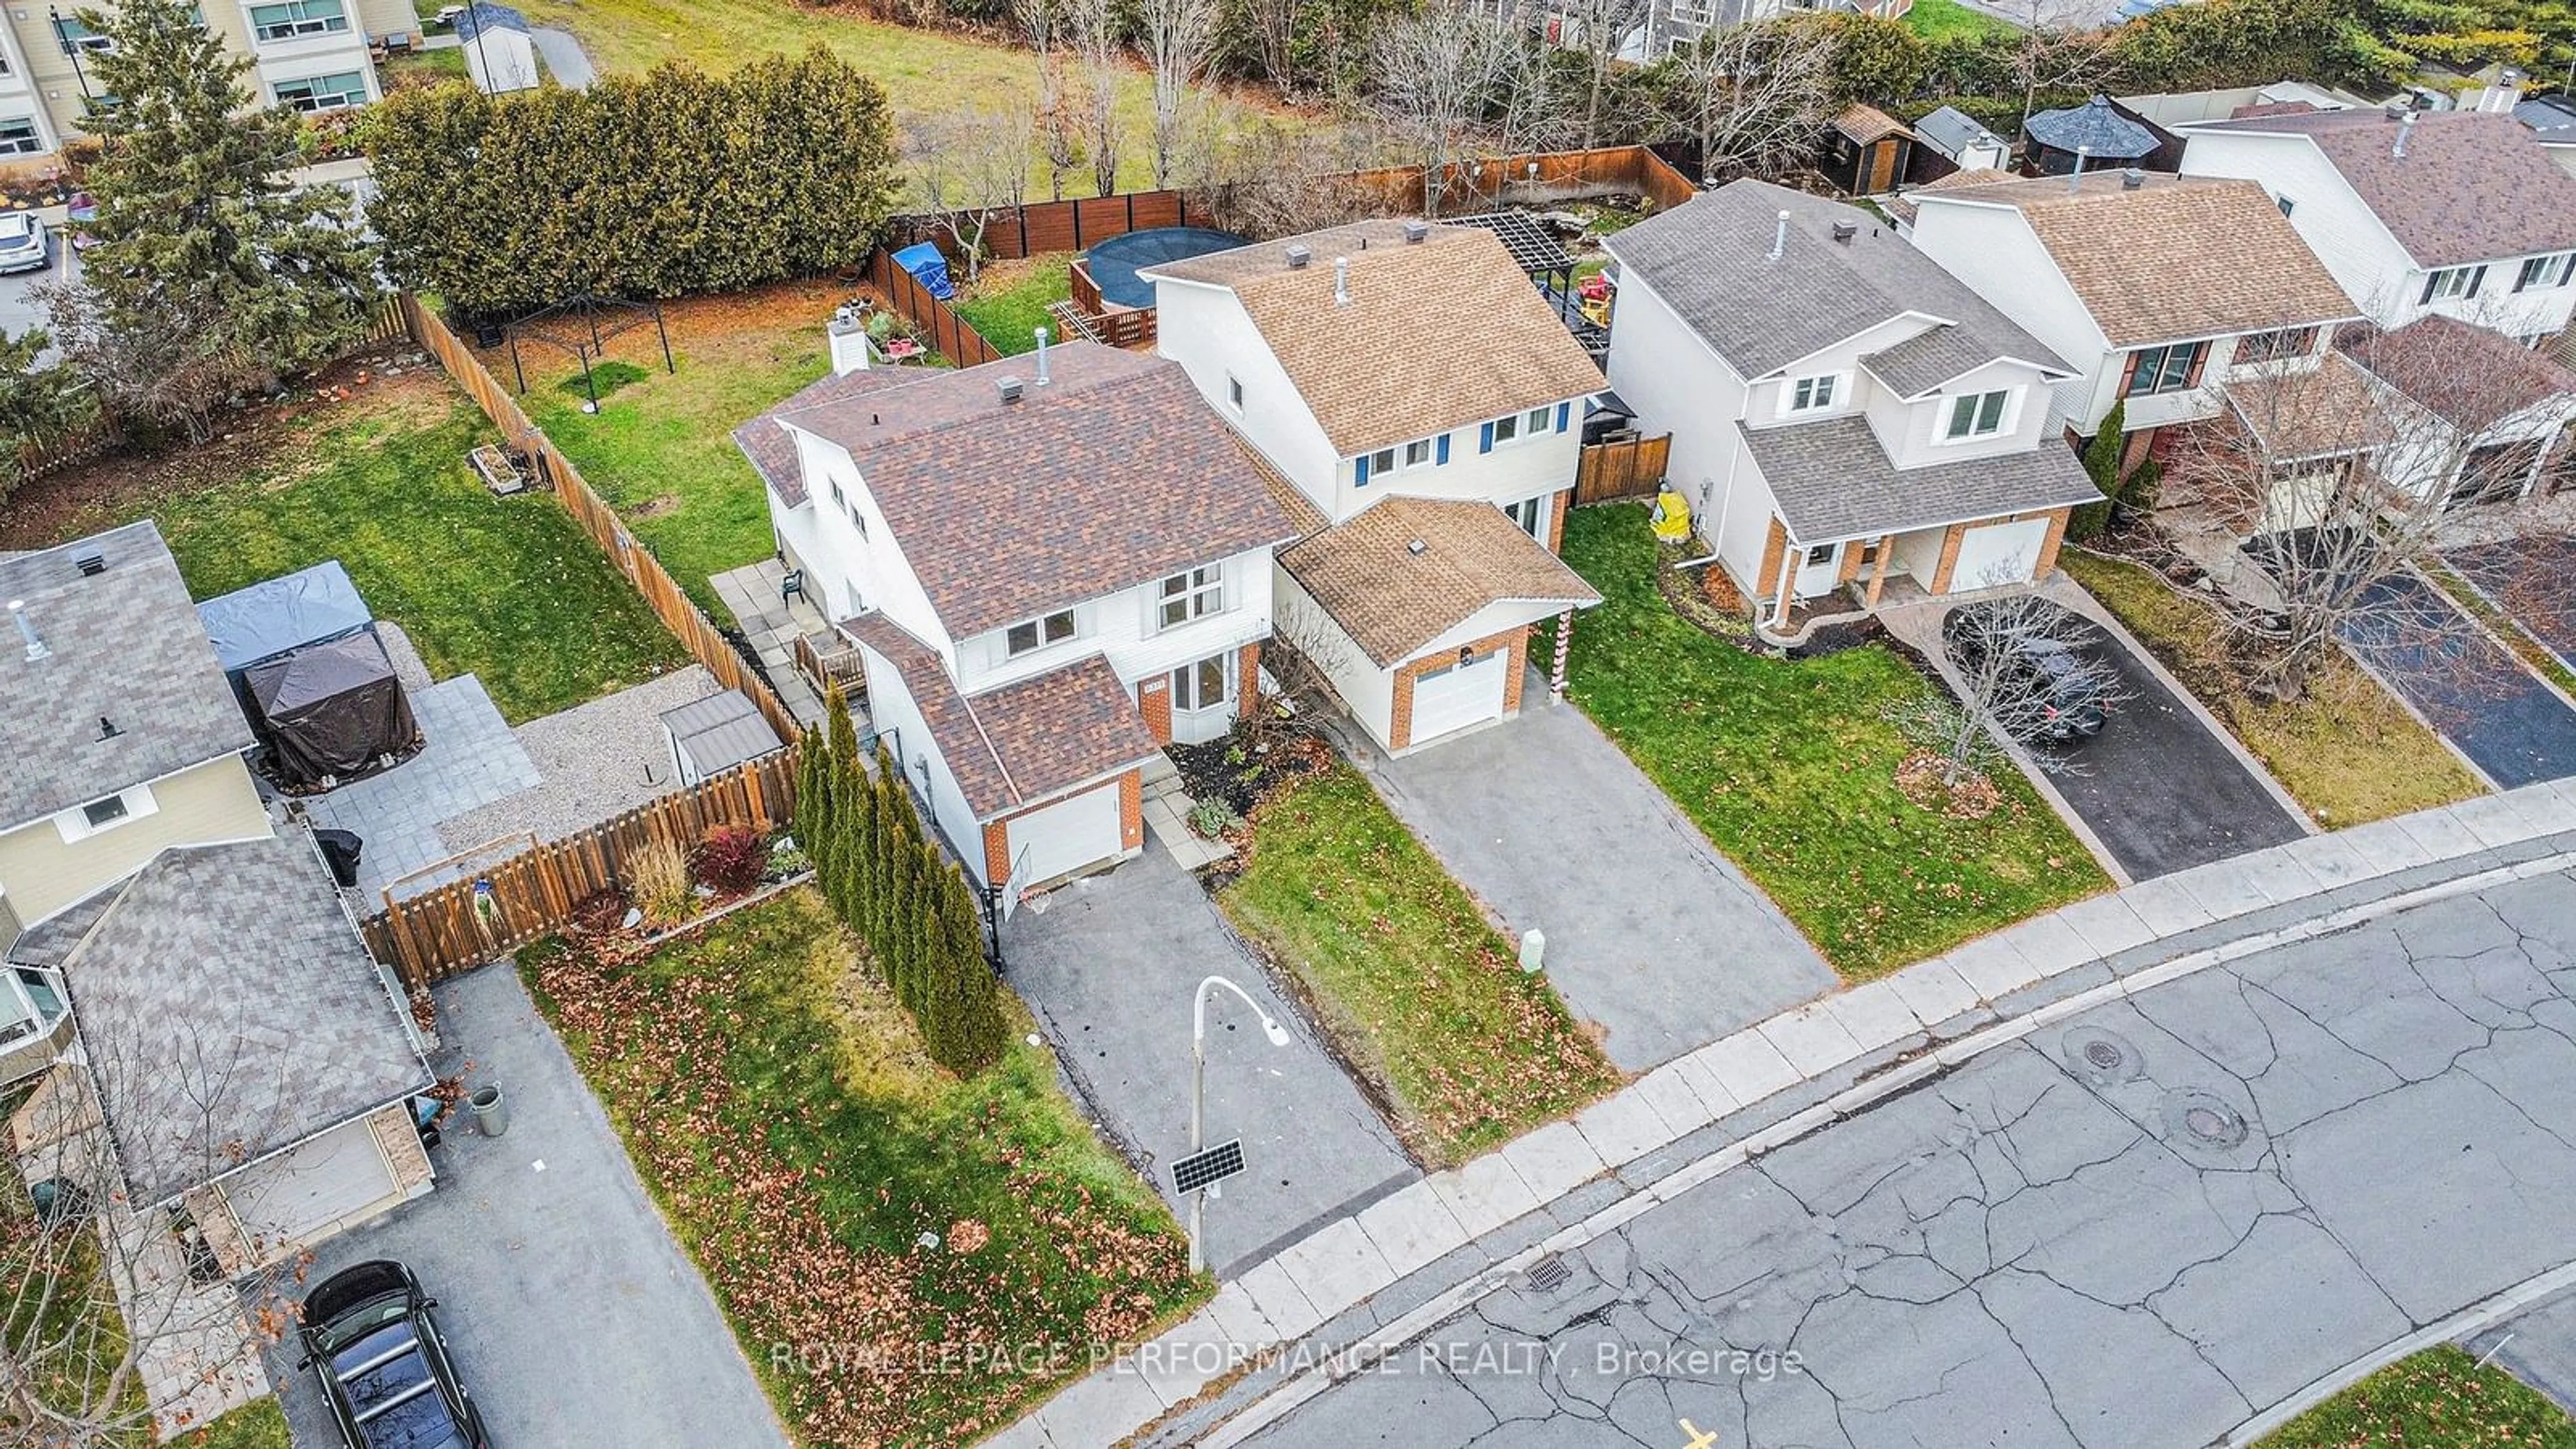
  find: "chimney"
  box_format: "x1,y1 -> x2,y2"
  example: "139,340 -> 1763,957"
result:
1402,219 -> 1428,244
2121,166 -> 2145,189
2394,111 -> 2417,157
1033,325 -> 1051,386
2066,144 -> 2090,193
96,716 -> 119,741
1333,256 -> 1351,306
8,600 -> 44,662
826,304 -> 870,377
1830,221 -> 1858,245
1768,209 -> 1790,262
997,376 -> 1025,404
1285,243 -> 1311,270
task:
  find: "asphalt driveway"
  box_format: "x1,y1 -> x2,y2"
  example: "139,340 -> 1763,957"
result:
263,964 -> 788,1448
1355,698 -> 1835,1073
2341,570 -> 2576,789
2469,1283 -> 2576,1415
1004,849 -> 1415,1279
2448,535 -> 2576,670
2029,610 -> 2308,880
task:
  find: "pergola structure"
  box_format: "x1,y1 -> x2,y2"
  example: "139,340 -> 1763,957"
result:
1445,211 -> 1606,355
500,292 -> 675,412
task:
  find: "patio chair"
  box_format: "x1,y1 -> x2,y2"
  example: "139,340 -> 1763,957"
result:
780,568 -> 807,609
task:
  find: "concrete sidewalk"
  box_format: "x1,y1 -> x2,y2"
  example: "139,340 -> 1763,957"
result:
988,776 -> 2576,1449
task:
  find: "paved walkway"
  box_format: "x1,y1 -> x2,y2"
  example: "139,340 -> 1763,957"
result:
531,26 -> 596,87
712,560 -> 835,731
989,775 -> 2576,1448
302,674 -> 538,902
1004,850 -> 1415,1278
266,964 -> 788,1448
1354,696 -> 1834,1073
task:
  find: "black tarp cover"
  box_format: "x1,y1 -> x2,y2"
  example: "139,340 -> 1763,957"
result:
244,632 -> 421,787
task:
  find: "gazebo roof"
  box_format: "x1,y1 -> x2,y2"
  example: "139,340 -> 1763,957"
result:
2025,95 -> 2158,159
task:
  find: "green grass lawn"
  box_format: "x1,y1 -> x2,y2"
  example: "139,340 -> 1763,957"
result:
952,254 -> 1074,357
2260,1344 -> 2576,1446
2064,549 -> 2483,826
135,393 -> 690,723
1219,763 -> 1624,1165
1554,505 -> 2108,978
378,44 -> 468,90
1904,0 -> 2021,41
520,888 -> 1202,1446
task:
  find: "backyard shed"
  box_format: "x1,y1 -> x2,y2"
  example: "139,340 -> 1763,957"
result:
1912,106 -> 2013,178
245,632 -> 421,789
454,2 -> 539,94
659,689 -> 785,786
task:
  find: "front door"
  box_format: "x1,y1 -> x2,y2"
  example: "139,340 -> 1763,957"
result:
1170,652 -> 1236,744
1792,541 -> 1843,597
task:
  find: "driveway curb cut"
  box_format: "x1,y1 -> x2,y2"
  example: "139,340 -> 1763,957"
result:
987,779 -> 2576,1449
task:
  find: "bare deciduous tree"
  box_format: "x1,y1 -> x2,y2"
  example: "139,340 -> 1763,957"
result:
1237,0 -> 1301,95
1554,0 -> 1647,146
1140,0 -> 1224,188
1067,0 -> 1124,198
1171,103 -> 1383,237
1369,1 -> 1515,213
906,99 -> 1034,283
1894,587 -> 2131,786
1664,19 -> 1835,185
1013,0 -> 1079,201
2009,0 -> 2117,133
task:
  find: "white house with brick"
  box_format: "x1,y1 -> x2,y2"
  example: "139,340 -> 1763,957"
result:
1142,219 -> 1603,755
1899,169 -> 2364,471
736,341 -> 1295,899
1603,180 -> 2100,628
2175,107 -> 2576,343
0,523 -> 435,1282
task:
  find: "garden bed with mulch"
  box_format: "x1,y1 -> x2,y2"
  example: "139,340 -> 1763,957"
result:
1165,724 -> 1332,822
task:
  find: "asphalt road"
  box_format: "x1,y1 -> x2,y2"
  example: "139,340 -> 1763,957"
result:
2342,570 -> 2576,789
0,237 -> 76,347
1246,868 -> 2576,1448
2037,615 -> 2308,880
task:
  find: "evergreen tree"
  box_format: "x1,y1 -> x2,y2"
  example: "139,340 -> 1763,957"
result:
0,326 -> 93,503
922,861 -> 1009,1075
792,722 -> 833,891
822,687 -> 861,916
2070,398 -> 2129,542
51,0 -> 376,441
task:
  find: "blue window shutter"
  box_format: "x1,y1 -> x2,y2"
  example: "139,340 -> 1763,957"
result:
1436,433 -> 1450,465
1480,422 -> 1495,453
1354,453 -> 1370,486
1556,401 -> 1571,433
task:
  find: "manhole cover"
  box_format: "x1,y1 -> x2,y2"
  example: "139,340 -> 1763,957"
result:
2061,1026 -> 2143,1085
2162,1089 -> 2251,1148
1524,1254 -> 1573,1293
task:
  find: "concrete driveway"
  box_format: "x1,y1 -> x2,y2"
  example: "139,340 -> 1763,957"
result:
2341,570 -> 2576,789
262,964 -> 788,1448
1353,698 -> 1835,1073
1004,850 -> 1415,1279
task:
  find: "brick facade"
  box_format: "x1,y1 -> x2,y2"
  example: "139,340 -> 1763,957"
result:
981,818 -> 1012,884
1137,674 -> 1174,745
1546,488 -> 1571,554
1237,641 -> 1263,720
1119,771 -> 1144,851
1387,625 -> 1528,752
2031,507 -> 2073,580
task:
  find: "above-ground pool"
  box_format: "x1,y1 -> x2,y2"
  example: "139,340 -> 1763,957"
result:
1082,226 -> 1250,310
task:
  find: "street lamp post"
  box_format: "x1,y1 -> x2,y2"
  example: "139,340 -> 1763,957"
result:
1188,973 -> 1291,1274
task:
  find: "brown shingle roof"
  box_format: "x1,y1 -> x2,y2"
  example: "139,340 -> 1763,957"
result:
1913,171 -> 2359,345
2224,352 -> 2395,461
745,343 -> 1295,640
839,612 -> 1159,820
1277,497 -> 1599,667
731,365 -> 914,508
1142,221 -> 1605,458
1835,104 -> 1912,146
2190,109 -> 2576,267
2343,314 -> 2576,431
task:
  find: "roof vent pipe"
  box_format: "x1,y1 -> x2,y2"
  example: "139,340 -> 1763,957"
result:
1831,221 -> 1857,244
2394,111 -> 2416,157
2121,166 -> 2145,189
2067,144 -> 2090,193
1333,256 -> 1351,306
8,600 -> 44,662
1033,325 -> 1051,385
1768,209 -> 1790,262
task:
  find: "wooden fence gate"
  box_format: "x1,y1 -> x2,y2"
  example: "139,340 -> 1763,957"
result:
1575,435 -> 1671,504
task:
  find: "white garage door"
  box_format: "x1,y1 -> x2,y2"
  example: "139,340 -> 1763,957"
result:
1409,649 -> 1509,745
223,1119 -> 396,1255
1003,779 -> 1125,891
1950,517 -> 2051,591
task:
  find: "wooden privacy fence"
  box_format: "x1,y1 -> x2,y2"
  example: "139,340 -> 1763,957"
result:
890,189 -> 1203,264
397,295 -> 801,744
1346,146 -> 1699,219
362,750 -> 800,986
865,249 -> 1003,367
1575,434 -> 1672,504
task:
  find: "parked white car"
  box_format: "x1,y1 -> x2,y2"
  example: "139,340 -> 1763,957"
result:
0,213 -> 49,275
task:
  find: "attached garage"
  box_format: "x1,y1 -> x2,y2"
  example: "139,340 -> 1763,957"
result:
217,1117 -> 400,1265
1947,515 -> 2052,590
1405,649 -> 1510,746
1002,778 -> 1128,890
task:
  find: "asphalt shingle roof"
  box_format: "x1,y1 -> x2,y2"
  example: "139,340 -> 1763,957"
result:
1141,221 -> 1607,457
2344,314 -> 2576,430
0,523 -> 254,834
2025,96 -> 2159,160
1737,419 -> 2102,542
741,344 -> 1295,641
1277,497 -> 1599,667
1908,171 -> 2361,345
2188,108 -> 2576,268
1607,180 -> 2070,382
57,835 -> 430,1207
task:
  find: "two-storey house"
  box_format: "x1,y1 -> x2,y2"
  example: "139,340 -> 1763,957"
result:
0,523 -> 433,1279
737,341 -> 1295,898
1142,220 -> 1604,755
2175,107 -> 2576,343
1603,180 -> 2099,628
1900,170 -> 2363,474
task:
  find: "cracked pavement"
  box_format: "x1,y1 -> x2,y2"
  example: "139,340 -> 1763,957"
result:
1244,869 -> 2576,1448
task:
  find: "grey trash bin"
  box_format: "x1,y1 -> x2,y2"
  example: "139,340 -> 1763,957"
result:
468,1085 -> 509,1138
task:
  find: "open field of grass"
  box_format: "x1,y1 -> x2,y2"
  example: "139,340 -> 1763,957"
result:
521,889 -> 1202,1446
1218,763 -> 1623,1165
2259,1344 -> 2576,1446
2065,549 -> 2483,826
1555,504 -> 2108,978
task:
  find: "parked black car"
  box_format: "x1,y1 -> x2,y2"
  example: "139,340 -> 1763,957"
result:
1943,602 -> 2109,741
297,1260 -> 489,1449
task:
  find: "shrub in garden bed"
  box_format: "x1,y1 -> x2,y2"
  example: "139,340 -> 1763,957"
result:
692,825 -> 768,896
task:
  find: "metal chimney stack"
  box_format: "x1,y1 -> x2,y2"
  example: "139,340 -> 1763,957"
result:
2067,145 -> 2090,193
1768,210 -> 1790,262
1033,325 -> 1051,385
2394,112 -> 2416,157
9,600 -> 45,662
1333,257 -> 1351,306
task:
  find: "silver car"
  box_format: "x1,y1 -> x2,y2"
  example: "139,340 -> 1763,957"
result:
0,213 -> 48,274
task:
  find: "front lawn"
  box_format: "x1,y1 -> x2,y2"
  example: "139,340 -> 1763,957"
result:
1904,0 -> 2021,41
1554,505 -> 2107,979
520,888 -> 1201,1446
952,255 -> 1074,358
2063,550 -> 2483,826
2259,1344 -> 2575,1446
1218,764 -> 1623,1165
